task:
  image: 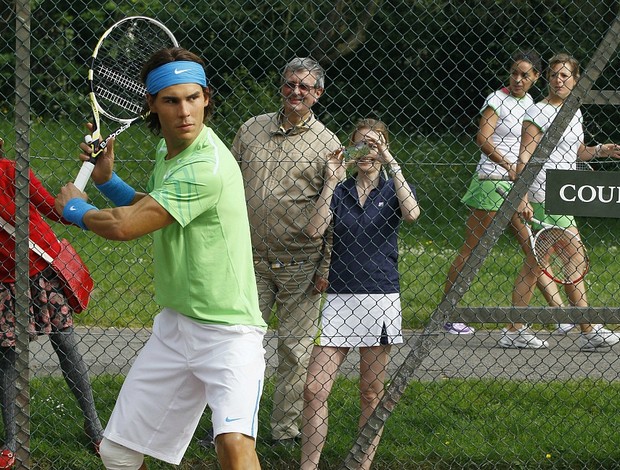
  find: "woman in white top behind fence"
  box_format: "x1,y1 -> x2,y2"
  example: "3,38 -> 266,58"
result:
504,52 -> 620,351
442,50 -> 566,336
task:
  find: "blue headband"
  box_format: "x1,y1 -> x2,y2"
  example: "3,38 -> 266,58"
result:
145,61 -> 208,94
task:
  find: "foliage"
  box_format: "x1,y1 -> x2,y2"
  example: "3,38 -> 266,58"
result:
212,67 -> 280,145
2,0 -> 620,139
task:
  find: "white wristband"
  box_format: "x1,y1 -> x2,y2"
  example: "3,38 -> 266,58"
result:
595,143 -> 602,157
388,164 -> 402,176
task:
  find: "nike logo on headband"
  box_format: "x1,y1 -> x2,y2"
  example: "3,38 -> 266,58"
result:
146,62 -> 209,94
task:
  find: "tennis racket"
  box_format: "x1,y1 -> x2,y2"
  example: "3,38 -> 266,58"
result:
496,186 -> 589,285
74,16 -> 178,191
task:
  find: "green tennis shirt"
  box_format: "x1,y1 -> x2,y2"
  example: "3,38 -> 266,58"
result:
147,125 -> 266,327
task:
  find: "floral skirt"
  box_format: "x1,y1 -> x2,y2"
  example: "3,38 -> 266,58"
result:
0,267 -> 74,347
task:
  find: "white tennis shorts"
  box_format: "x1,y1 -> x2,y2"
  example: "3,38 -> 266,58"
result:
103,308 -> 266,465
318,293 -> 403,348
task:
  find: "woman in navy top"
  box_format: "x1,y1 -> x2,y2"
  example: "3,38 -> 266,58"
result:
300,119 -> 419,470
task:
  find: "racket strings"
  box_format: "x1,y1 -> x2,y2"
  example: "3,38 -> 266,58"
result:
95,63 -> 145,116
97,65 -> 146,96
91,19 -> 178,121
534,228 -> 588,283
93,67 -> 145,120
95,86 -> 143,116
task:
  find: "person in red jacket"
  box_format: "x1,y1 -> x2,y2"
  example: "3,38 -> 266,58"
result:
0,138 -> 103,469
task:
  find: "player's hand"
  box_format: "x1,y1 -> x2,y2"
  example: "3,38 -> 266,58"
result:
80,122 -> 116,185
507,163 -> 518,181
312,274 -> 329,294
600,143 -> 620,159
366,135 -> 394,166
518,201 -> 533,222
324,148 -> 346,182
55,183 -> 88,215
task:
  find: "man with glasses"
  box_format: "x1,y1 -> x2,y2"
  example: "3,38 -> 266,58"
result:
233,57 -> 342,448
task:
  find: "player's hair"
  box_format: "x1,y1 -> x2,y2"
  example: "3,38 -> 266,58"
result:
512,49 -> 542,74
547,52 -> 580,80
351,118 -> 390,147
141,47 -> 214,134
282,57 -> 326,89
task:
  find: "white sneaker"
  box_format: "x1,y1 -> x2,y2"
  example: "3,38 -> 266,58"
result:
443,322 -> 475,335
577,325 -> 620,351
552,323 -> 576,334
499,327 -> 548,349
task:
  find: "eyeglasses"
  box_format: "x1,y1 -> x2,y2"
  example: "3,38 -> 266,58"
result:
282,81 -> 317,93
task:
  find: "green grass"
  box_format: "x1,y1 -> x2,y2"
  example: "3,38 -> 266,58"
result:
398,237 -> 620,328
27,376 -> 620,469
2,120 -> 620,330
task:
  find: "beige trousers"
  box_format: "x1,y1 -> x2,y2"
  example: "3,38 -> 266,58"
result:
254,255 -> 322,441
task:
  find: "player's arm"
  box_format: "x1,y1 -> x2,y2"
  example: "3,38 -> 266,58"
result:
371,136 -> 420,223
55,184 -> 174,240
515,121 -> 543,220
306,149 -> 345,239
477,107 -> 516,178
516,121 -> 542,174
313,224 -> 333,294
577,142 -> 620,161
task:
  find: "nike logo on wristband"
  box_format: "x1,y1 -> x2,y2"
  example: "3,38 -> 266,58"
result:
68,206 -> 77,211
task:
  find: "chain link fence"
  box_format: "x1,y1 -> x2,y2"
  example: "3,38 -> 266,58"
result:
2,0 -> 620,468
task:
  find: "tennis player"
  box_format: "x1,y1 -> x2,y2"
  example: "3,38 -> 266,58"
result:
56,47 -> 266,470
506,52 -> 620,350
442,50 -> 567,336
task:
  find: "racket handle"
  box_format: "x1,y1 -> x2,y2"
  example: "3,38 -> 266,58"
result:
496,186 -> 509,198
74,161 -> 95,191
496,186 -> 552,228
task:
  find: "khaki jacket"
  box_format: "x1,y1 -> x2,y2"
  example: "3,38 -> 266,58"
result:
233,112 -> 342,277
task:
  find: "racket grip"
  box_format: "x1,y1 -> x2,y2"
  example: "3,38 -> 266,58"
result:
496,186 -> 509,198
74,161 -> 95,191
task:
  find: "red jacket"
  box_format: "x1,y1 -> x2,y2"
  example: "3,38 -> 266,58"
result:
0,158 -> 69,281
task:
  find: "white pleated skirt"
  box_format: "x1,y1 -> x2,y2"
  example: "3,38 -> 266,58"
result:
318,293 -> 403,348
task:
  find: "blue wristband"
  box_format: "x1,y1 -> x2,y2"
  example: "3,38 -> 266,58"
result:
62,198 -> 98,230
95,172 -> 136,207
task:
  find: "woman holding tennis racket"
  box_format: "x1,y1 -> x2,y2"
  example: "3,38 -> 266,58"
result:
442,50 -> 566,336
0,138 -> 103,469
300,119 -> 419,470
506,52 -> 620,351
